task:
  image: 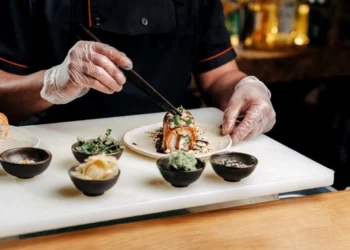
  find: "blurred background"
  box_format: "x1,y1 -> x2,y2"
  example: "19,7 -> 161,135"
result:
187,0 -> 350,190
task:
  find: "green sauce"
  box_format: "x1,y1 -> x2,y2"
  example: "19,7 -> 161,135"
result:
166,151 -> 198,172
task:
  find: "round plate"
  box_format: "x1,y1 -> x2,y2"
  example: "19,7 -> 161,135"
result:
0,126 -> 40,153
123,123 -> 232,159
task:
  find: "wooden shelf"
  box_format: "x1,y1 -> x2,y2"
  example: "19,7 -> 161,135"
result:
236,47 -> 305,60
236,47 -> 350,83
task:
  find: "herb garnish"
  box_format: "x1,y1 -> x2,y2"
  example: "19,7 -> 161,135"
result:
75,129 -> 124,155
185,118 -> 192,126
173,115 -> 181,126
172,106 -> 192,126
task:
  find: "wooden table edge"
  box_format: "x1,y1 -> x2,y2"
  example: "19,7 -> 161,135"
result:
1,190 -> 350,250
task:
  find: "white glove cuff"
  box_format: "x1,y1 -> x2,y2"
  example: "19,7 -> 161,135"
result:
41,66 -> 89,105
235,76 -> 271,99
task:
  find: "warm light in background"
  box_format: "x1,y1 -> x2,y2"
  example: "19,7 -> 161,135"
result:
225,0 -> 312,50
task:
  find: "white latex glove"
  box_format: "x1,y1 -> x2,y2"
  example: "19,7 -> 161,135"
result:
41,41 -> 133,104
222,76 -> 276,145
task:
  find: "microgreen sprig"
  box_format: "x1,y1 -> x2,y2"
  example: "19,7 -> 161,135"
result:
75,129 -> 124,155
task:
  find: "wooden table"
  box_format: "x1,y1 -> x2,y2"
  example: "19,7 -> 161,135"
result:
2,191 -> 349,250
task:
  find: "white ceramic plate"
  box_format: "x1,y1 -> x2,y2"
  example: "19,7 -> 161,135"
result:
0,126 -> 40,153
123,123 -> 232,159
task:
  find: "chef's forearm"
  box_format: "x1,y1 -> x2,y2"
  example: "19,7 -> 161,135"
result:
196,60 -> 247,110
204,70 -> 246,110
0,69 -> 52,121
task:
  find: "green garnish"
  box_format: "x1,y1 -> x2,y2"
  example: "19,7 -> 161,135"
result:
77,136 -> 85,144
106,129 -> 112,136
75,129 -> 124,155
185,119 -> 191,126
165,151 -> 198,172
177,106 -> 184,113
173,115 -> 181,126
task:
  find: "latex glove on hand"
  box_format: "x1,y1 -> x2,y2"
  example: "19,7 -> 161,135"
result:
41,41 -> 133,104
222,76 -> 276,145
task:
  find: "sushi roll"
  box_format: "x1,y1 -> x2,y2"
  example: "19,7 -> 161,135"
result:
162,107 -> 197,152
0,113 -> 9,139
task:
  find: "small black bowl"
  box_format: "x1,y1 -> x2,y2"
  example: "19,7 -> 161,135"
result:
0,147 -> 52,179
210,152 -> 258,182
156,157 -> 205,188
71,140 -> 123,163
68,166 -> 121,196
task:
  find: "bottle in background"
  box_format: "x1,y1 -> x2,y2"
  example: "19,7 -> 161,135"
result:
275,0 -> 298,47
308,0 -> 332,47
275,0 -> 310,47
243,0 -> 310,50
293,0 -> 310,46
222,0 -> 241,48
244,0 -> 278,49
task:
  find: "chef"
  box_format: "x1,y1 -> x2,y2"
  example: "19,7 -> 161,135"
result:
0,0 -> 275,145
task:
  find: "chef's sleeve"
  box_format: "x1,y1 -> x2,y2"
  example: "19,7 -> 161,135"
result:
193,0 -> 237,73
0,1 -> 34,75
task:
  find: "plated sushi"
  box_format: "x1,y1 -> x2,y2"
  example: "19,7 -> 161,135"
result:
162,107 -> 197,153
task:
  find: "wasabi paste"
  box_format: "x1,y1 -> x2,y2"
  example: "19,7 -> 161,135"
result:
167,151 -> 198,171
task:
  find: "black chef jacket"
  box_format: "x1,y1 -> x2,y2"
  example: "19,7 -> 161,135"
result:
0,0 -> 236,124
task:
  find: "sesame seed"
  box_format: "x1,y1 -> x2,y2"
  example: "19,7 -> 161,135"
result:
217,159 -> 249,168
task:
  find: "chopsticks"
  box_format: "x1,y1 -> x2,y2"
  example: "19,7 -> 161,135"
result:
78,24 -> 182,116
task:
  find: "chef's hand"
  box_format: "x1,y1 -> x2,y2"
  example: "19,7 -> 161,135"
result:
41,41 -> 133,104
222,76 -> 276,145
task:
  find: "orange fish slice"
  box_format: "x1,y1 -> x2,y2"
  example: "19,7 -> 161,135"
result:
0,113 -> 9,138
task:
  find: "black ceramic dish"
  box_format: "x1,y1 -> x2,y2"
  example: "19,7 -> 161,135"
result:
68,166 -> 121,196
210,152 -> 258,182
156,157 -> 205,188
0,147 -> 52,179
71,140 -> 124,163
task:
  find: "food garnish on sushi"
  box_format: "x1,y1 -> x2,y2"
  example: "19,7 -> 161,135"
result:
162,106 -> 197,153
147,107 -> 212,154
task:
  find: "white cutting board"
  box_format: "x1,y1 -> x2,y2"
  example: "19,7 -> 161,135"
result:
0,108 -> 334,238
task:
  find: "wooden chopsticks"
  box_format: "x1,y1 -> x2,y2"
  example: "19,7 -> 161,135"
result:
78,24 -> 182,116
